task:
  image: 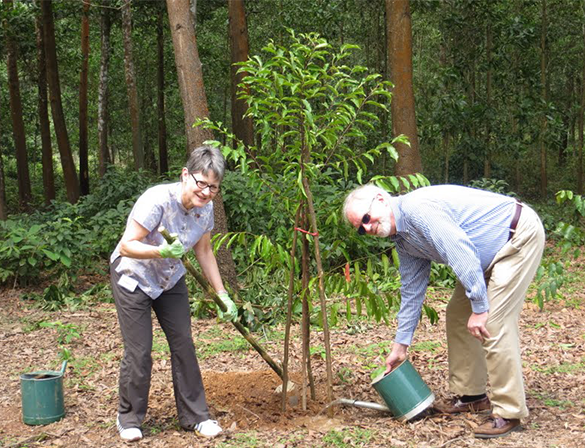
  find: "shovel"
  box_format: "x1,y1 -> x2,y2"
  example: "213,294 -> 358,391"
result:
158,226 -> 283,380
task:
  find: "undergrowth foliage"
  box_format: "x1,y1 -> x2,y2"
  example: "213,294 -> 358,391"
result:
0,168 -> 155,288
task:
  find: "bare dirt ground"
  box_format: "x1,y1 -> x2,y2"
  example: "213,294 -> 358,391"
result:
0,268 -> 584,447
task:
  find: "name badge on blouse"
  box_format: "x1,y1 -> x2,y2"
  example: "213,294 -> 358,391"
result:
118,274 -> 138,293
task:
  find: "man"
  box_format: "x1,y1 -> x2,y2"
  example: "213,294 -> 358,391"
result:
343,184 -> 545,439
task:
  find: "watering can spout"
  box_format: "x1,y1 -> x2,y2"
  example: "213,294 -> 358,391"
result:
59,360 -> 68,376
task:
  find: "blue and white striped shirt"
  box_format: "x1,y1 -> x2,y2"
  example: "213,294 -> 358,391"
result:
389,185 -> 517,345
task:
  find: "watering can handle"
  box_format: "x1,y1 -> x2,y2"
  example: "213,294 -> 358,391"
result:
59,360 -> 68,376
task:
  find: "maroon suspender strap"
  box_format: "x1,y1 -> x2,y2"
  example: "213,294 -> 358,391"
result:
508,202 -> 523,241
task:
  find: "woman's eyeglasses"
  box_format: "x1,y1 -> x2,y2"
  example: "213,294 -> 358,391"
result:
191,174 -> 220,194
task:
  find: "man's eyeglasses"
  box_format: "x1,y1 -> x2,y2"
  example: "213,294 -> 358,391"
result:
190,174 -> 220,194
357,197 -> 376,235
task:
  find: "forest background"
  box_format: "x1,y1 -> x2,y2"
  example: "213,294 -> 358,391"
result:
0,1 -> 584,446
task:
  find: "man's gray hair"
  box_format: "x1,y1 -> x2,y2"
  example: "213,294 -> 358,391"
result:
186,145 -> 226,181
342,183 -> 390,223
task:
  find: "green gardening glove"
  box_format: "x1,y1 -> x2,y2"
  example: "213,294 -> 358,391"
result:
159,237 -> 185,259
217,292 -> 238,322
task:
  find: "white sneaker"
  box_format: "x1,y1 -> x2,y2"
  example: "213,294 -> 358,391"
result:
195,419 -> 223,438
116,415 -> 143,442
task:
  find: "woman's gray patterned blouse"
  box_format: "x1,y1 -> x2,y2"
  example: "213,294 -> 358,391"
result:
110,182 -> 214,299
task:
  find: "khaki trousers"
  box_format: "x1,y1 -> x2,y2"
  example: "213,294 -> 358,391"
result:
446,204 -> 545,419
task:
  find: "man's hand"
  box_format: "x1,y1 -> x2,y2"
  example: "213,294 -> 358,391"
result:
467,311 -> 490,342
385,342 -> 408,374
159,236 -> 185,259
217,292 -> 238,322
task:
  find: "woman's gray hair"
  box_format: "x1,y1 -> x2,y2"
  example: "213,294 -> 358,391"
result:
186,145 -> 226,181
342,183 -> 390,223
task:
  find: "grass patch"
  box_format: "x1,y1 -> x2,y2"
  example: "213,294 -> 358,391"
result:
411,341 -> 442,353
530,392 -> 575,409
322,426 -> 376,447
196,335 -> 249,359
216,431 -> 260,447
531,359 -> 585,375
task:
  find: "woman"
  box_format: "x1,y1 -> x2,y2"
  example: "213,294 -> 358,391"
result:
109,145 -> 237,442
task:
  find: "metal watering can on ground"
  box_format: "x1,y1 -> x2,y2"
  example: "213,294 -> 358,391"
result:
371,359 -> 435,421
20,360 -> 67,425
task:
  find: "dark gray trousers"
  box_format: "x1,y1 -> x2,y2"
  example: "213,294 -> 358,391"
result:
110,258 -> 210,430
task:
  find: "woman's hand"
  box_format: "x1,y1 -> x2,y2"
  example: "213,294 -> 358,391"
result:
158,237 -> 185,259
217,292 -> 238,322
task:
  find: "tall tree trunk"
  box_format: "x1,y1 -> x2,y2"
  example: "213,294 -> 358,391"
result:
121,0 -> 144,171
464,62 -> 476,185
559,75 -> 572,167
157,2 -> 168,174
228,0 -> 254,148
41,0 -> 80,203
577,22 -> 585,195
484,22 -> 492,178
385,0 -> 422,176
5,0 -> 32,210
35,10 -> 55,205
0,55 -> 7,219
79,0 -> 90,195
166,0 -> 212,153
98,0 -> 111,177
167,0 -> 239,293
539,0 -> 548,198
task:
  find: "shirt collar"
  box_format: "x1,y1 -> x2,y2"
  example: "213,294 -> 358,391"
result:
389,195 -> 406,237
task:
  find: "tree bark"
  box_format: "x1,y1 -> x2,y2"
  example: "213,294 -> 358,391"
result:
121,0 -> 145,171
157,2 -> 169,174
5,0 -> 32,210
167,0 -> 239,293
484,22 -> 492,178
98,0 -> 111,177
166,0 -> 212,153
41,0 -> 80,203
385,0 -> 422,176
577,22 -> 585,195
228,0 -> 254,148
0,145 -> 7,220
539,0 -> 548,198
79,0 -> 91,195
35,10 -> 55,205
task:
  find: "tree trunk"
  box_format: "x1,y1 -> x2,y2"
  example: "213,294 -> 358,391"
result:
121,0 -> 144,171
484,22 -> 492,178
385,0 -> 422,176
0,146 -> 7,220
5,0 -> 32,210
35,10 -> 55,205
157,2 -> 169,174
539,0 -> 548,198
79,0 -> 91,195
167,0 -> 239,293
98,0 -> 111,177
577,22 -> 585,195
166,0 -> 212,154
41,0 -> 80,203
228,0 -> 254,148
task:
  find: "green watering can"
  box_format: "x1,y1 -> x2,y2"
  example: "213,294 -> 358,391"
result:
20,360 -> 67,425
371,359 -> 435,421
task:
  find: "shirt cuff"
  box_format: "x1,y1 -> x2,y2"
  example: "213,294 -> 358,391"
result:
395,331 -> 414,346
470,299 -> 490,314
